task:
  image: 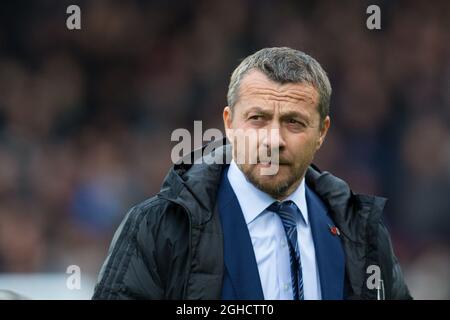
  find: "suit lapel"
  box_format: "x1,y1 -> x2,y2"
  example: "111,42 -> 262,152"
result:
306,184 -> 346,300
218,166 -> 264,300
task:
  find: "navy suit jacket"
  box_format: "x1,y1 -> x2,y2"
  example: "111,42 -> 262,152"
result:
218,165 -> 346,300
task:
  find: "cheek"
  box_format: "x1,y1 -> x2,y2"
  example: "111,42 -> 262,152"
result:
288,135 -> 319,158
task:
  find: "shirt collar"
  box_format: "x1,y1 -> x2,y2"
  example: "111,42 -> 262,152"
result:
227,160 -> 308,226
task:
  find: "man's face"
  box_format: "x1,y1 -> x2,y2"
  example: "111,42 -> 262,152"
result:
223,69 -> 330,200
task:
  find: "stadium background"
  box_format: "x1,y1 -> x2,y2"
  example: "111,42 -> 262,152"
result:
0,0 -> 449,299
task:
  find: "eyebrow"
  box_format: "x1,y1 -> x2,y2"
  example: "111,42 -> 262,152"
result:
243,106 -> 272,117
279,111 -> 309,120
243,106 -> 310,120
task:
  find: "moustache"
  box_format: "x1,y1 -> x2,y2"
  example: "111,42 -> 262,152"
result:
255,157 -> 291,165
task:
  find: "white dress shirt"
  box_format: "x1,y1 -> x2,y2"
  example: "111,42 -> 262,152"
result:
227,160 -> 322,300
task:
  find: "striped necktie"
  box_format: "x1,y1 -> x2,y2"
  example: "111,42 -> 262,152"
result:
268,200 -> 304,300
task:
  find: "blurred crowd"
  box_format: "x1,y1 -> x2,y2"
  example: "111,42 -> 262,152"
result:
0,0 -> 449,298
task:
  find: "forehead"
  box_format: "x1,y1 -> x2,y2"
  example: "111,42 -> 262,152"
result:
237,69 -> 319,109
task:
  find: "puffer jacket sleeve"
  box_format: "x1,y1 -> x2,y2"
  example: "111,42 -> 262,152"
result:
92,202 -> 165,299
378,222 -> 413,300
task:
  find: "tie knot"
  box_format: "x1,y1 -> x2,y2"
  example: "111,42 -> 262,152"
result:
267,200 -> 301,228
268,200 -> 297,215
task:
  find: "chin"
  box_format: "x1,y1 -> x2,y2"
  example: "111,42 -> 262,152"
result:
254,166 -> 290,185
247,163 -> 304,198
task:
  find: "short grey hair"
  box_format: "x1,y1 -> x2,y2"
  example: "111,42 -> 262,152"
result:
227,47 -> 332,125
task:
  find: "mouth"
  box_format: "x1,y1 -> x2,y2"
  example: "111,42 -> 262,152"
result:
257,161 -> 272,167
257,161 -> 289,167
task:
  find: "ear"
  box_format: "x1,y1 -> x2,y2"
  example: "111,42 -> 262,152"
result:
316,116 -> 330,151
223,106 -> 233,141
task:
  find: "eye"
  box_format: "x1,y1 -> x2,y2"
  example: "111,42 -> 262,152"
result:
288,119 -> 304,126
286,118 -> 307,130
247,114 -> 267,127
249,115 -> 264,121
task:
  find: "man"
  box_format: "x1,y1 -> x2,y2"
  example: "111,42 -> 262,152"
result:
92,47 -> 411,300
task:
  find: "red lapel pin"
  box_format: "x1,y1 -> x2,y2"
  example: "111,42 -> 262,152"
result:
329,225 -> 340,236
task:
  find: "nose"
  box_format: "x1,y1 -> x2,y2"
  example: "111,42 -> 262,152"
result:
260,120 -> 286,152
